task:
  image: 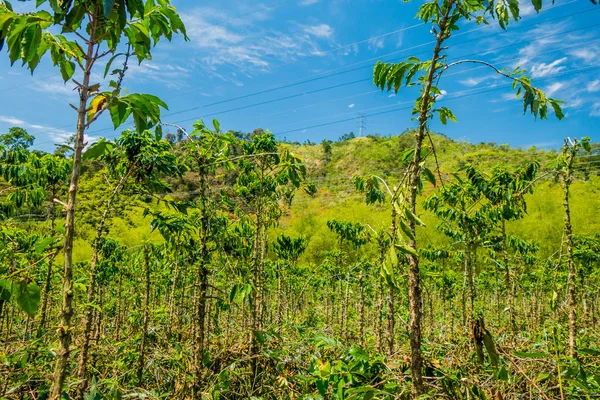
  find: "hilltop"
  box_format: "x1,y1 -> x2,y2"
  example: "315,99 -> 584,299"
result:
72,131 -> 599,264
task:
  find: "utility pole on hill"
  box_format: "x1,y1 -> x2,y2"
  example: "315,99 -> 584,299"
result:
358,114 -> 367,137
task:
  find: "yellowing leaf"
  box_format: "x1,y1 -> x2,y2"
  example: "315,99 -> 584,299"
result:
87,94 -> 107,123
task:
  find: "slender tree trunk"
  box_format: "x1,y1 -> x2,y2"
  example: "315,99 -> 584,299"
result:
561,147 -> 577,358
38,256 -> 55,334
168,247 -> 180,336
387,284 -> 395,356
342,274 -> 350,342
580,272 -> 588,328
277,262 -> 284,331
193,169 -> 210,395
39,195 -> 58,335
377,280 -> 384,353
502,220 -> 516,336
465,243 -> 475,325
50,13 -> 98,398
251,202 -> 265,389
94,288 -> 104,344
137,245 -> 151,384
77,173 -> 130,398
358,271 -> 365,346
404,3 -> 454,394
115,272 -> 123,342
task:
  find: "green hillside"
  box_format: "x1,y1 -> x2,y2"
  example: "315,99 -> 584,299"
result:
70,132 -> 598,264
1,0 -> 599,395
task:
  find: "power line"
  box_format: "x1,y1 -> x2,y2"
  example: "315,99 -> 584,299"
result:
271,65 -> 600,136
95,20 -> 600,135
160,0 -> 585,106
23,5 -> 600,147
199,34 -> 600,128
0,0 -> 293,95
97,23 -> 600,138
56,4 -> 591,140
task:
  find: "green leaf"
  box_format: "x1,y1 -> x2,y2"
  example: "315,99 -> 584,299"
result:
532,0 -> 542,12
536,373 -> 551,382
395,243 -> 418,256
59,60 -> 75,82
400,220 -> 415,241
83,140 -> 113,161
404,207 -> 425,226
34,237 -> 54,254
496,365 -> 509,381
579,348 -> 600,356
422,167 -> 436,187
141,93 -> 168,111
103,52 -> 124,78
14,281 -> 41,317
0,279 -> 12,301
104,0 -> 116,17
109,100 -> 130,128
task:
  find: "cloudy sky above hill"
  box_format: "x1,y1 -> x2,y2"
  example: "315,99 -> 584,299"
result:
0,0 -> 598,151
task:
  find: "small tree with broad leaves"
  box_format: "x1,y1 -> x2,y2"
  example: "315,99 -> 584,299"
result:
0,1 -> 187,397
370,0 -> 584,394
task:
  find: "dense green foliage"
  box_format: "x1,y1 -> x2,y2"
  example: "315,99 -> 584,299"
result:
1,0 -> 599,399
1,126 -> 599,399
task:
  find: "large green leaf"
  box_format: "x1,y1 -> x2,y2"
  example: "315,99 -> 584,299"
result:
104,0 -> 116,17
14,281 -> 41,317
34,236 -> 54,254
400,220 -> 415,241
83,140 -> 113,161
0,279 -> 12,301
395,243 -> 417,256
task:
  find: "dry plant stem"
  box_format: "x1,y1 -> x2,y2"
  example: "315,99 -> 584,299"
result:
405,0 -> 454,394
50,6 -> 99,398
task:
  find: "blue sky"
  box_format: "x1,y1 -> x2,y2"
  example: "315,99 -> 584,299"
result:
0,0 -> 599,152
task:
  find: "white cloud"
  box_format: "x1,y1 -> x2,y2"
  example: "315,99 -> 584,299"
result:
348,104 -> 355,108
435,89 -> 447,100
518,1 -> 536,17
31,79 -> 75,97
488,22 -> 600,117
340,43 -> 359,56
568,46 -> 599,63
530,57 -> 568,78
388,93 -> 396,98
0,116 -> 25,125
459,76 -> 487,87
512,22 -> 567,69
368,37 -> 385,51
563,98 -> 582,109
588,80 -> 600,92
0,115 -> 76,143
128,62 -> 192,89
182,8 -> 335,74
396,31 -> 404,48
302,24 -> 334,39
299,0 -> 320,5
545,82 -> 564,97
591,102 -> 600,117
502,92 -> 521,102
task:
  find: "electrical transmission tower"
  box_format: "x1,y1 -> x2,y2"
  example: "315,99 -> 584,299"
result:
358,114 -> 366,137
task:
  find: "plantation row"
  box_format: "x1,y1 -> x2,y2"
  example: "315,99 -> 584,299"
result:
1,123 -> 599,398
